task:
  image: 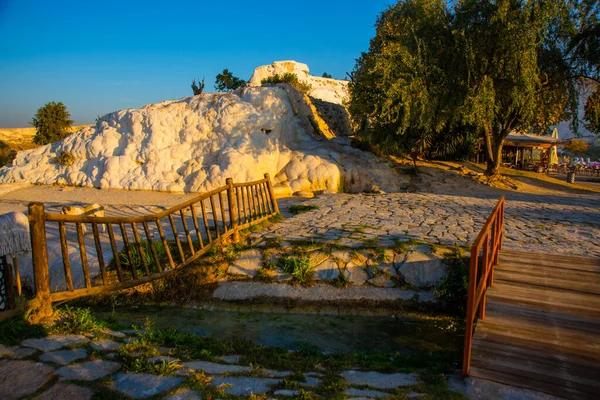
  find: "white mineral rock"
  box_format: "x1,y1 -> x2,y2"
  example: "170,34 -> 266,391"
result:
248,60 -> 349,105
1,86 -> 405,195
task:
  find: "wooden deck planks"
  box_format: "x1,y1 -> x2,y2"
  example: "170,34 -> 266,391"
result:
470,250 -> 600,400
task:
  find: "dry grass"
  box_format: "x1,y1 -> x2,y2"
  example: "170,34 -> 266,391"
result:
0,125 -> 91,151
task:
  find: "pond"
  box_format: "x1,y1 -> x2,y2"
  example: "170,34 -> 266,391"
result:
96,306 -> 461,354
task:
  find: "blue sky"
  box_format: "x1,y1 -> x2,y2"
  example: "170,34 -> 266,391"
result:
0,0 -> 393,127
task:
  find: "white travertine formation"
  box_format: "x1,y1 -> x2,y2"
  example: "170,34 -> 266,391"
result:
248,60 -> 349,105
0,86 -> 404,195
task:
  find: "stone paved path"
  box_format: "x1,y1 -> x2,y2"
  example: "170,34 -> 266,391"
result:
253,192 -> 600,258
0,330 -> 563,399
0,332 -> 437,399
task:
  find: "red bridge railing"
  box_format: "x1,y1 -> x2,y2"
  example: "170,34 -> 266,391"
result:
462,196 -> 505,377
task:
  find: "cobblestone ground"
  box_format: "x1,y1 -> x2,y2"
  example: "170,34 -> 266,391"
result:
256,192 -> 600,258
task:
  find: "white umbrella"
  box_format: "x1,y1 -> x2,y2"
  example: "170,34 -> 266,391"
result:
550,128 -> 559,165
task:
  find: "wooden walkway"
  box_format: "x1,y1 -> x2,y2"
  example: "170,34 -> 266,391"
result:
470,249 -> 600,400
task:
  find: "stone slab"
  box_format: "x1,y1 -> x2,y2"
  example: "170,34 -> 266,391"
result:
301,375 -> 322,387
111,372 -> 184,399
228,249 -> 263,276
0,359 -> 55,400
21,335 -> 89,352
163,388 -> 202,400
36,382 -> 93,400
345,388 -> 390,398
101,329 -> 128,338
215,355 -> 242,364
341,370 -> 419,389
6,346 -> 37,359
210,376 -> 280,396
313,258 -> 340,280
56,360 -> 121,381
90,339 -> 121,351
181,360 -> 252,374
39,348 -> 88,365
397,245 -> 447,288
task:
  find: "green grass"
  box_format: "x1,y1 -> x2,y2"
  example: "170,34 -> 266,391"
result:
289,204 -> 319,215
50,305 -> 106,335
0,313 -> 48,345
277,256 -> 313,286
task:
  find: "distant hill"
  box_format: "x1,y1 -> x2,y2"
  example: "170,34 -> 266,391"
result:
0,125 -> 92,150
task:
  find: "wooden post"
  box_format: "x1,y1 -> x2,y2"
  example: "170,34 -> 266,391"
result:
28,202 -> 52,317
226,178 -> 240,243
1,256 -> 15,310
264,173 -> 280,215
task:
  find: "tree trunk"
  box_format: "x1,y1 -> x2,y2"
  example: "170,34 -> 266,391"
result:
485,140 -> 503,177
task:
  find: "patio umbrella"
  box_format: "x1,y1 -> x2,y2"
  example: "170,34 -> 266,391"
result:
550,128 -> 559,165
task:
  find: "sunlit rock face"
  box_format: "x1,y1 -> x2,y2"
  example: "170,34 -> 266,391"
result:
248,60 -> 349,105
1,86 -> 406,195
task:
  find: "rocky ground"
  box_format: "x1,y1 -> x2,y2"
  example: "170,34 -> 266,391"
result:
0,330 -> 561,400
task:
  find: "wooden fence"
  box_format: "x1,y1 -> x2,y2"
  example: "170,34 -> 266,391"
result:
1,174 -> 279,318
462,196 -> 505,378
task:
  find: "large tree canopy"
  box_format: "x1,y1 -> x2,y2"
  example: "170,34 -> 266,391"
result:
349,0 -> 600,176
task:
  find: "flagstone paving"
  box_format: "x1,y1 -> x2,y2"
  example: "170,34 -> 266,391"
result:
0,331 -> 457,399
251,192 -> 600,258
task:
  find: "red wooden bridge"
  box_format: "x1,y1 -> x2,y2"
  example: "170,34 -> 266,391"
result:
463,197 -> 600,400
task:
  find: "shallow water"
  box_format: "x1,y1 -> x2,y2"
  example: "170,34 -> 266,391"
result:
97,307 -> 458,353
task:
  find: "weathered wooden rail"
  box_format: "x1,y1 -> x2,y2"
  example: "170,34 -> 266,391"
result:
462,196 -> 504,377
1,174 -> 279,318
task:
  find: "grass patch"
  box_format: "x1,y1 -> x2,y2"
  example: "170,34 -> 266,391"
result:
0,313 -> 48,345
289,204 -> 319,215
50,305 -> 107,335
277,256 -> 313,286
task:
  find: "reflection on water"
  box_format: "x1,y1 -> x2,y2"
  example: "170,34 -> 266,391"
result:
98,307 -> 459,353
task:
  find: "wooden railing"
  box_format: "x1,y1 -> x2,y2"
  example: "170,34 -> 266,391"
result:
462,196 -> 505,378
21,174 -> 279,313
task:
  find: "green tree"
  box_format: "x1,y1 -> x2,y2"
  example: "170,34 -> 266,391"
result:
215,69 -> 246,92
349,0 -> 600,177
322,72 -> 333,78
31,102 -> 74,145
564,138 -> 589,154
584,88 -> 600,136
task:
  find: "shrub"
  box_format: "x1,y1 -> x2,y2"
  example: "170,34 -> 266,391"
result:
31,101 -> 73,145
261,73 -> 312,95
215,68 -> 246,92
0,140 -> 17,167
277,256 -> 313,285
191,78 -> 205,95
51,306 -> 104,334
55,150 -> 75,167
434,251 -> 469,315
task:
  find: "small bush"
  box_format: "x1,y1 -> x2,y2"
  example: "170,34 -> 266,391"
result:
51,306 -> 104,334
289,204 -> 319,215
277,256 -> 313,285
0,141 -> 17,167
434,251 -> 469,315
55,151 -> 75,167
261,73 -> 312,95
